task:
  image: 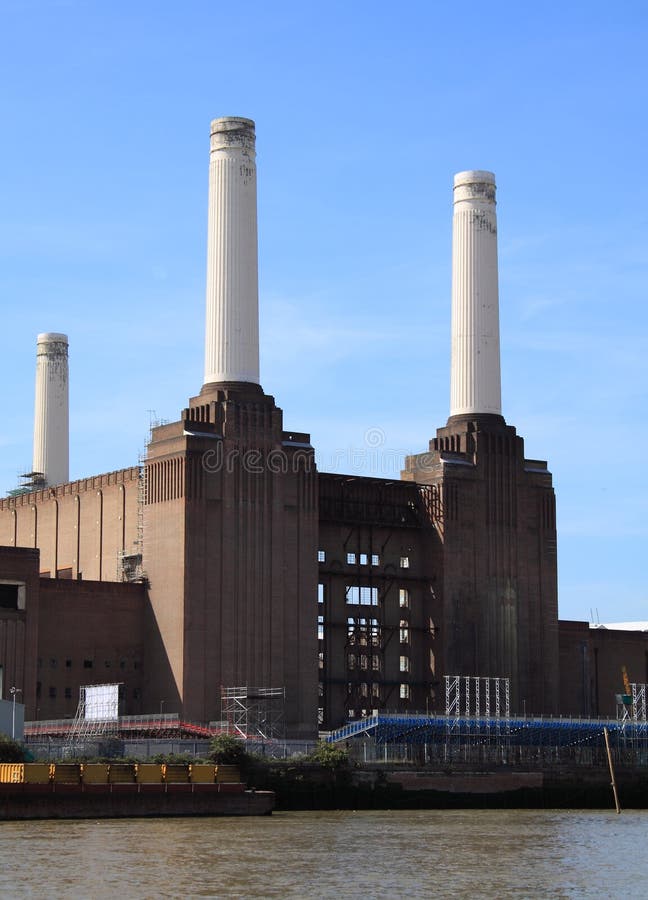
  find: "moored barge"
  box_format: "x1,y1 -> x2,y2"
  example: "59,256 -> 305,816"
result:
0,763 -> 274,819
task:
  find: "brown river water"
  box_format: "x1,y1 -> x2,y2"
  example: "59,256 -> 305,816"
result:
1,809 -> 647,898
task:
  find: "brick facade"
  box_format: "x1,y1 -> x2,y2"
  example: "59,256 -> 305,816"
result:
0,410 -> 645,732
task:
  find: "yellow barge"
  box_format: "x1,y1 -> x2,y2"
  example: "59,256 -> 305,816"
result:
0,763 -> 274,819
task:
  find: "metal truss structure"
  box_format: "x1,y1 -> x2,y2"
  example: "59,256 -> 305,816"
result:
325,711 -> 648,768
445,674 -> 510,720
616,682 -> 648,723
64,683 -> 122,753
220,686 -> 285,741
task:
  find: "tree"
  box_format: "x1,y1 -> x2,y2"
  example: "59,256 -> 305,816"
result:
307,741 -> 349,770
208,734 -> 247,765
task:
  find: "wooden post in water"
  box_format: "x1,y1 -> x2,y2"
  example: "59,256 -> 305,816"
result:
603,727 -> 621,814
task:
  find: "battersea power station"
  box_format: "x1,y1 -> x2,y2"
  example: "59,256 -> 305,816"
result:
0,118 -> 646,740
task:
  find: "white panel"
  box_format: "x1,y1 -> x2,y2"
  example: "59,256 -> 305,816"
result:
84,683 -> 120,721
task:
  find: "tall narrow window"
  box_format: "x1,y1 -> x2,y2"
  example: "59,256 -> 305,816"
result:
359,586 -> 378,606
399,588 -> 409,608
346,586 -> 359,605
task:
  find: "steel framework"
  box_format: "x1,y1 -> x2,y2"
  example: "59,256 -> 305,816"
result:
632,683 -> 647,721
220,686 -> 285,740
64,683 -> 122,753
326,712 -> 648,769
445,674 -> 510,720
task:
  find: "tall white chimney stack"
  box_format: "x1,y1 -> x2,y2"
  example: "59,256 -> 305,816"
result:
203,117 -> 260,386
450,170 -> 502,418
33,332 -> 69,487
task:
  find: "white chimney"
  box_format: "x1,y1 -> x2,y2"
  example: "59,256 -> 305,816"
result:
450,170 -> 502,418
203,117 -> 260,386
33,332 -> 69,487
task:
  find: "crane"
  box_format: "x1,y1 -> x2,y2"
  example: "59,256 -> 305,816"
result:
620,666 -> 634,717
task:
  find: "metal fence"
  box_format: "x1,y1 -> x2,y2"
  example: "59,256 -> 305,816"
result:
25,737 -> 318,761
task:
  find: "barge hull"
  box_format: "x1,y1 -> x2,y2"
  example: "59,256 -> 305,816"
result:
0,784 -> 274,819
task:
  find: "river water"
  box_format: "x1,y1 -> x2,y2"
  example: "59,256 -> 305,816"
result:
1,809 -> 646,898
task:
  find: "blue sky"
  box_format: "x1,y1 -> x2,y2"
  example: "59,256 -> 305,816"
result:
0,1 -> 646,623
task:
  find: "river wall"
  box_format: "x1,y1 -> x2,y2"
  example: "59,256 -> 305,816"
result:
248,762 -> 648,811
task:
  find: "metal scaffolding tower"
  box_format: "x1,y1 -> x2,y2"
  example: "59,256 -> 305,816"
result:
631,683 -> 647,721
220,686 -> 285,740
445,674 -> 510,720
117,453 -> 147,582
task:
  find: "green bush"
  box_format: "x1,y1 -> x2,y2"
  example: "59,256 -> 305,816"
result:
208,734 -> 248,765
150,752 -> 197,765
306,741 -> 349,770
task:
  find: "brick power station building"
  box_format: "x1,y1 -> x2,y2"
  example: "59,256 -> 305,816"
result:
0,119 -> 645,738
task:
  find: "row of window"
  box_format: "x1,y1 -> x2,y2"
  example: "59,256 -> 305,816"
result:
347,617 -> 381,646
318,616 -> 410,645
38,658 -> 139,671
317,585 -> 411,608
337,652 -> 417,673
345,586 -> 379,606
340,683 -> 412,702
345,552 -> 381,566
344,698 -> 410,720
36,683 -> 140,701
317,551 -> 411,569
323,646 -> 434,675
348,653 -> 381,671
347,654 -> 410,673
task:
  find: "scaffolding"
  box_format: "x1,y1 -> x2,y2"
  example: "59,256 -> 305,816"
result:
326,712 -> 648,767
632,683 -> 647,721
445,674 -> 510,720
220,686 -> 286,741
64,683 -> 122,754
7,471 -> 46,497
443,674 -> 511,760
615,682 -> 647,723
116,453 -> 147,582
615,682 -> 648,756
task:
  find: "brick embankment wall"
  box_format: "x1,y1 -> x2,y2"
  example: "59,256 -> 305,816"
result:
247,762 -> 648,810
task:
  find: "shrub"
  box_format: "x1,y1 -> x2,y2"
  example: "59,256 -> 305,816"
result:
150,752 -> 196,765
306,741 -> 348,770
208,734 -> 248,765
